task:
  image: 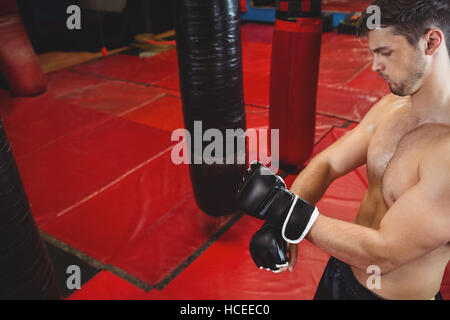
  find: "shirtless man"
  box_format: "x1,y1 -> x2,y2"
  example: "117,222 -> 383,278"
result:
237,0 -> 450,299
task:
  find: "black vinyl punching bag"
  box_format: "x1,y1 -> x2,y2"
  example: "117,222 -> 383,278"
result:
175,0 -> 247,217
0,121 -> 60,299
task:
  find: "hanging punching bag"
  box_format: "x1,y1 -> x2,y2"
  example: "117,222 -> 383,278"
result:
0,0 -> 47,97
175,0 -> 247,217
0,122 -> 60,299
270,0 -> 322,171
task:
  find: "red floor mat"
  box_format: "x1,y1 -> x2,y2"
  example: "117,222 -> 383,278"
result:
144,215 -> 330,300
110,196 -> 235,286
242,42 -> 272,76
58,117 -> 172,174
72,50 -> 178,85
241,22 -> 274,44
18,117 -> 172,225
122,94 -> 184,132
316,84 -> 380,122
154,73 -> 180,92
318,33 -> 373,87
245,105 -> 269,129
243,71 -> 271,107
57,81 -> 165,116
0,91 -> 111,159
67,271 -> 146,300
68,215 -> 331,300
45,70 -> 105,97
41,149 -> 233,287
39,125 -> 233,286
18,137 -> 119,225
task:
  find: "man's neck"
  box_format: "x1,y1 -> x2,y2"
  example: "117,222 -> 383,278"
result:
410,62 -> 450,125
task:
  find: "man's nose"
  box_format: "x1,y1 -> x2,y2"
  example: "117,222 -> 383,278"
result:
372,57 -> 384,73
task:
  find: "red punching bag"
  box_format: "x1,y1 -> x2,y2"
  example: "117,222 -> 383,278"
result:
0,0 -> 47,97
270,0 -> 322,170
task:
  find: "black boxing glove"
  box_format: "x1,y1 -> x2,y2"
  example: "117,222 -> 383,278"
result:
237,161 -> 319,244
249,223 -> 289,273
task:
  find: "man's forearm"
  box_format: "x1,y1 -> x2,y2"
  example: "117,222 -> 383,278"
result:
290,158 -> 334,204
306,214 -> 394,274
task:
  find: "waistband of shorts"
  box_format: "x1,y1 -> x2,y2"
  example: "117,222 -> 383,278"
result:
330,257 -> 386,300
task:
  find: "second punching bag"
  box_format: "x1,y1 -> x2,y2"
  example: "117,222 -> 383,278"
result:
270,0 -> 322,170
175,0 -> 247,217
0,121 -> 60,299
0,0 -> 47,97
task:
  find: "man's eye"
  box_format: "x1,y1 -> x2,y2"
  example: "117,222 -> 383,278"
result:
381,52 -> 392,57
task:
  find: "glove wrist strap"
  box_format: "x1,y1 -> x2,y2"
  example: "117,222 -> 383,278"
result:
282,196 -> 320,244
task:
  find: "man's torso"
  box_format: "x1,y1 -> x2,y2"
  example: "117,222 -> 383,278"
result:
351,95 -> 450,299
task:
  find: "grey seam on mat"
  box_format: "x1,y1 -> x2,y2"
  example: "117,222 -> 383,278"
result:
40,230 -> 153,292
154,212 -> 244,290
39,211 -> 244,293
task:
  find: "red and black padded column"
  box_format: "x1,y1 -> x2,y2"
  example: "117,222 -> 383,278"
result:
270,0 -> 322,170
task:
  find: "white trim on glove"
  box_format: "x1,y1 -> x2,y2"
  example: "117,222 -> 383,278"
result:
282,197 -> 320,244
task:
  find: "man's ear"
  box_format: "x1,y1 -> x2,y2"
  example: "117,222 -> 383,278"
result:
424,28 -> 444,56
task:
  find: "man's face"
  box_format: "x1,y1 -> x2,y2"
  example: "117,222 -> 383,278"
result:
367,27 -> 427,96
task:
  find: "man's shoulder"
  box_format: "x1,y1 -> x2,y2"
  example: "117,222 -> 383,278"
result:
360,94 -> 411,128
373,93 -> 410,111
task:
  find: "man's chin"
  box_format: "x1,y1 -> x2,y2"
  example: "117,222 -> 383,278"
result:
391,85 -> 420,97
389,84 -> 409,97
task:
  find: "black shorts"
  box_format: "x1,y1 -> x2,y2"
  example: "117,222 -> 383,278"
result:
314,257 -> 444,300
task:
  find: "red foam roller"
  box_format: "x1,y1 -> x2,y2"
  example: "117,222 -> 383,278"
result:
0,0 -> 46,96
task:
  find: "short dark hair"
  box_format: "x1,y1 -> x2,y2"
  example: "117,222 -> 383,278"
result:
357,0 -> 450,58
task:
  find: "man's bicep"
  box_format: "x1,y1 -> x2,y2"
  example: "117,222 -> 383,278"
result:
378,180 -> 450,269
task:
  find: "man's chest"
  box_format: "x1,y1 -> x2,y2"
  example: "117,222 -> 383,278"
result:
367,115 -> 450,207
366,106 -> 420,207
367,108 -> 416,184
